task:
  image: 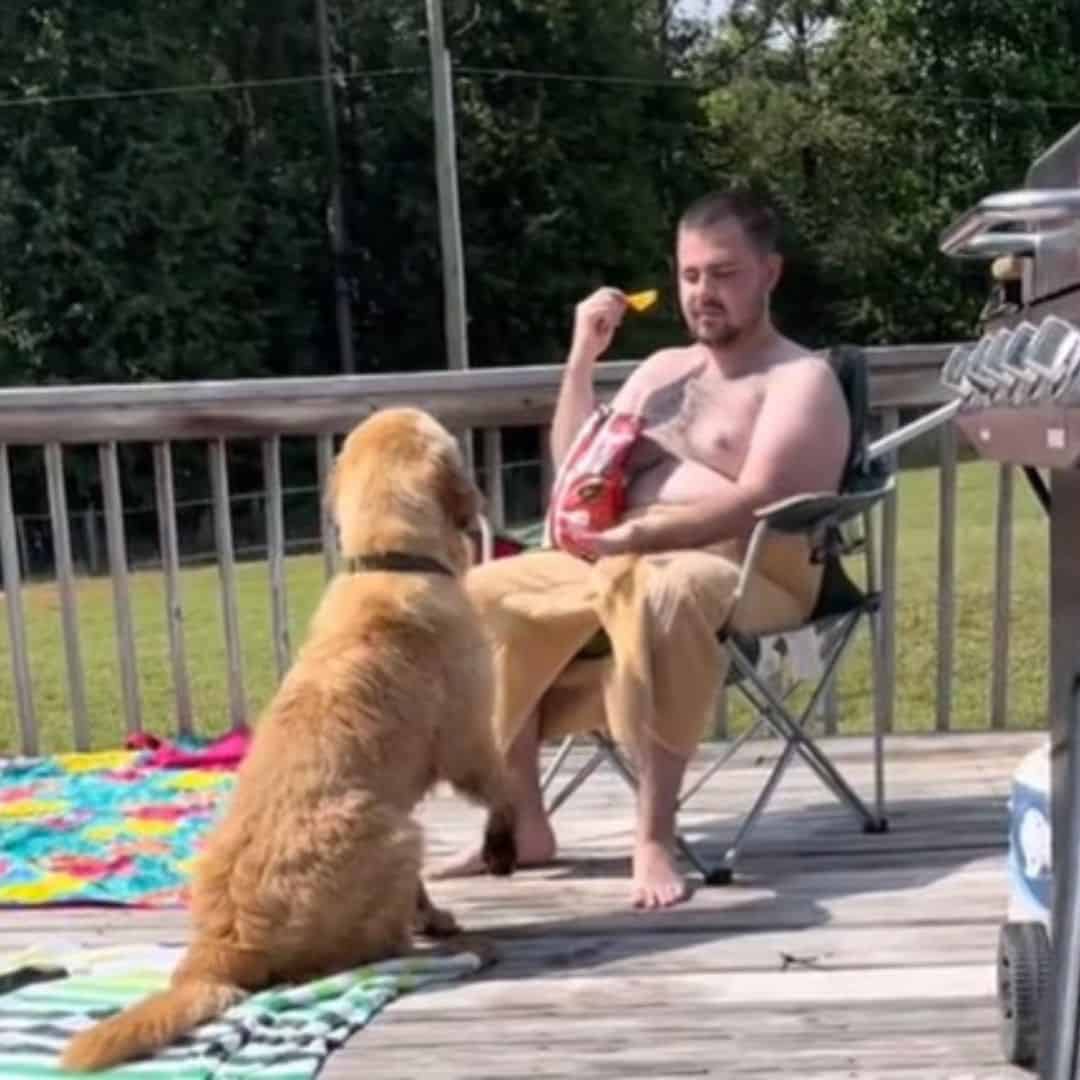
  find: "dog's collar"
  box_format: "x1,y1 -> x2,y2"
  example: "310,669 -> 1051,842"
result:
346,552 -> 455,577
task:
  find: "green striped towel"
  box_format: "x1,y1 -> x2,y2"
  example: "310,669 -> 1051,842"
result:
0,944 -> 482,1078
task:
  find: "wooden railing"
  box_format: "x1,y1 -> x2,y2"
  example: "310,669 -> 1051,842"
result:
0,343 -> 1045,755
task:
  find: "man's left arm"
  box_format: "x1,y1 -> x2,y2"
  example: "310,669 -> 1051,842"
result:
595,358 -> 850,556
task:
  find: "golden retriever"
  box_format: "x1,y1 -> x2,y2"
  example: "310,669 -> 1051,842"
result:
61,407 -> 516,1073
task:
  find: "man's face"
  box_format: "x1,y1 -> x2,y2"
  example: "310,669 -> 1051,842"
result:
676,219 -> 781,348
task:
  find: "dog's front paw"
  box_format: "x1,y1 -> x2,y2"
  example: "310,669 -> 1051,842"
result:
416,902 -> 460,938
481,808 -> 517,876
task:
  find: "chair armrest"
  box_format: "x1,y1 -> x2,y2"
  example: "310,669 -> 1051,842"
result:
754,477 -> 895,535
724,474 -> 895,633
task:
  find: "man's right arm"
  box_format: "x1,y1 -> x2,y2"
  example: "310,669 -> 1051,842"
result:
550,361 -> 596,468
549,288 -> 628,469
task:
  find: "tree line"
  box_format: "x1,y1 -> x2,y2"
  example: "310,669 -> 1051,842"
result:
0,0 -> 1077,514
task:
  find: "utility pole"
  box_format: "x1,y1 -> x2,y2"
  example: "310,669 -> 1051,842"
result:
425,0 -> 469,373
315,0 -> 356,374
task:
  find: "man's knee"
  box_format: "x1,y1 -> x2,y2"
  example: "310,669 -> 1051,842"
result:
466,549 -> 589,615
465,552 -> 546,615
464,557 -> 513,615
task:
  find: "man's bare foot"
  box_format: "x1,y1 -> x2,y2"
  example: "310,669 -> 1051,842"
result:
632,840 -> 690,909
429,816 -> 556,879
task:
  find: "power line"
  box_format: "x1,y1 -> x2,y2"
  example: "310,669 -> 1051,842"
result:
0,61 -> 1078,114
0,67 -> 426,111
455,66 -> 699,89
456,66 -> 1080,112
0,64 -> 693,114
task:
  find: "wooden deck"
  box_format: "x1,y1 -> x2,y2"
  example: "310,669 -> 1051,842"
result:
0,732 -> 1042,1078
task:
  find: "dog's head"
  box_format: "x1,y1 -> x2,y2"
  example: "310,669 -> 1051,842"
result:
327,408 -> 482,573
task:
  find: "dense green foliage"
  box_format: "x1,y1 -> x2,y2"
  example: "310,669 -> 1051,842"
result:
0,0 -> 1077,507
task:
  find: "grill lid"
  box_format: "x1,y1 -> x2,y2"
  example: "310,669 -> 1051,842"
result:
940,120 -> 1080,306
1024,123 -> 1080,301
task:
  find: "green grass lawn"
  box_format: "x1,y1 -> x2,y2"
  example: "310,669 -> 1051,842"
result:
0,460 -> 1051,755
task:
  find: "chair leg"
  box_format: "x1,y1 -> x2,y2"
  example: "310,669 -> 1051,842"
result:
718,736 -> 800,876
741,656 -> 878,828
678,636 -> 818,811
862,506 -> 889,829
677,710 -> 770,808
540,734 -> 579,794
707,620 -> 884,874
867,607 -> 889,830
545,742 -> 607,816
728,622 -> 873,800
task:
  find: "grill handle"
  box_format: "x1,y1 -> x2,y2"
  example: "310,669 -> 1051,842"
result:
940,188 -> 1080,258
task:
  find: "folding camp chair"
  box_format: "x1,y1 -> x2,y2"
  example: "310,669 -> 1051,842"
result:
534,344 -> 895,885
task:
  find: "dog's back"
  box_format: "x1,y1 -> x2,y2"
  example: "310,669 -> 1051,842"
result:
194,567 -> 484,926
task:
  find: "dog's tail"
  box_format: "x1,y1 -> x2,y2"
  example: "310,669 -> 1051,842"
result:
60,975 -> 245,1073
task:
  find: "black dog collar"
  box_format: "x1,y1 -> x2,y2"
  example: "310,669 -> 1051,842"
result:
347,552 -> 454,577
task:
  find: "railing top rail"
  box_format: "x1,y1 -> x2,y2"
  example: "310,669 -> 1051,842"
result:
0,343 -> 959,445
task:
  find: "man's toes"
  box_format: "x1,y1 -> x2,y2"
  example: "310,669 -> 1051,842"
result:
631,875 -> 689,910
657,876 -> 687,907
664,883 -> 687,907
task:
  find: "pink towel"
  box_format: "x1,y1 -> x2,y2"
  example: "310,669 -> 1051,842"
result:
125,729 -> 252,770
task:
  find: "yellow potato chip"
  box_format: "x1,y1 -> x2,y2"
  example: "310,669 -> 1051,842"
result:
626,289 -> 658,312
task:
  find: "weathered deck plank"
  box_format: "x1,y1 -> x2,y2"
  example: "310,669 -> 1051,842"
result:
0,733 -> 1040,1078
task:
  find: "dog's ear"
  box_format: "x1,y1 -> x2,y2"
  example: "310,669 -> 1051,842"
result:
436,447 -> 482,530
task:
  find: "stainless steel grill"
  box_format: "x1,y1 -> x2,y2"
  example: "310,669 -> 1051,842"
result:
940,119 -> 1080,1080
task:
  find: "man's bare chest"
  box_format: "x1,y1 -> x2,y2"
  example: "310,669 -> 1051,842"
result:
634,371 -> 766,479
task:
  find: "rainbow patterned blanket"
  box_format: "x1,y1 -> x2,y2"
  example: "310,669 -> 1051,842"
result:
0,743 -> 239,908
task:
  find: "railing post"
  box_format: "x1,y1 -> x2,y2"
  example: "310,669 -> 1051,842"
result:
154,442 -> 194,737
99,442 -> 142,736
481,428 -> 506,530
317,433 -> 339,582
208,438 -> 247,730
263,436 -> 292,681
0,445 -> 38,755
45,443 -> 90,750
936,424 -> 957,732
879,409 -> 900,735
991,464 -> 1014,730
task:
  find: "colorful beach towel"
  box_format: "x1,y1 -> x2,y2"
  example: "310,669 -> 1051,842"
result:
0,943 -> 483,1078
0,743 -> 239,908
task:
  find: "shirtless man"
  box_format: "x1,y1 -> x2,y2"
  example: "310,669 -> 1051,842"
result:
433,189 -> 849,908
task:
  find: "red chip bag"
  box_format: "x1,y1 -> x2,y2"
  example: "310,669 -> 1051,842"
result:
545,406 -> 643,560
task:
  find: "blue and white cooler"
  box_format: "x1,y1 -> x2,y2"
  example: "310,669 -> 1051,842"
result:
998,740 -> 1053,1069
1007,741 -> 1053,926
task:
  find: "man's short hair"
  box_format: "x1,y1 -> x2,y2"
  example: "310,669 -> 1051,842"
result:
678,188 -> 780,254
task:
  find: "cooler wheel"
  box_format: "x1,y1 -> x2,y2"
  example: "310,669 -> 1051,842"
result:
997,920 -> 1051,1069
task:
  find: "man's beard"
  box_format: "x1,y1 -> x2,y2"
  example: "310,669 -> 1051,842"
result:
689,307 -> 742,347
693,314 -> 740,346
688,298 -> 765,347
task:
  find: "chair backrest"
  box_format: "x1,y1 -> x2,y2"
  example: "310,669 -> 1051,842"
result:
825,345 -> 890,495
825,345 -> 871,491
808,345 -> 892,618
